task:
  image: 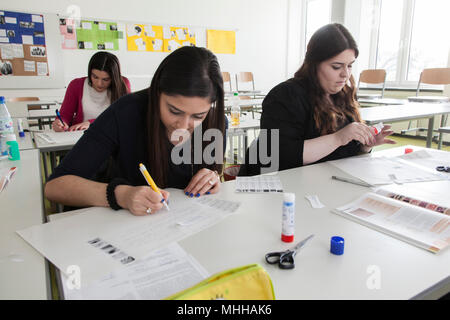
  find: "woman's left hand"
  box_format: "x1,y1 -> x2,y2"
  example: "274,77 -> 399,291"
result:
365,124 -> 396,148
69,121 -> 90,131
184,168 -> 221,197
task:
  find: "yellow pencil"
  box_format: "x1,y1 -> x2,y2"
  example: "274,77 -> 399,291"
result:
139,163 -> 170,211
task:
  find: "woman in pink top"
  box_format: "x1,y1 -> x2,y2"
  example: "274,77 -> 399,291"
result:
52,51 -> 131,132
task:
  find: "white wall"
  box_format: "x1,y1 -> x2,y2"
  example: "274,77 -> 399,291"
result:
1,0 -> 292,99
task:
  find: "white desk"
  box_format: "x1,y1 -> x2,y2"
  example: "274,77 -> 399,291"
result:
39,145 -> 450,300
0,149 -> 49,299
33,130 -> 84,180
361,102 -> 450,148
16,133 -> 35,151
408,96 -> 450,103
358,98 -> 408,105
178,146 -> 450,299
224,98 -> 264,109
6,101 -> 29,118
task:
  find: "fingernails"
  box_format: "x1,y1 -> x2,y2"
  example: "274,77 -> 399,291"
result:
160,198 -> 165,203
206,191 -> 210,195
195,193 -> 200,197
190,193 -> 194,198
185,192 -> 189,196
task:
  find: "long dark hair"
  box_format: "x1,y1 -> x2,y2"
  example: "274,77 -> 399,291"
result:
146,46 -> 225,187
294,23 -> 361,135
88,51 -> 128,103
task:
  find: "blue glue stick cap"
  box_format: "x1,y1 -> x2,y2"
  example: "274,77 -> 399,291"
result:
330,236 -> 344,255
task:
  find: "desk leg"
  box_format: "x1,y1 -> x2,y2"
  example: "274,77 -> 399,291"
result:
42,151 -> 49,181
426,116 -> 435,148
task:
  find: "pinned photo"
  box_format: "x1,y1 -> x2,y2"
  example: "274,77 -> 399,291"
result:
0,60 -> 13,75
97,43 -> 105,50
20,21 -> 35,28
30,46 -> 46,57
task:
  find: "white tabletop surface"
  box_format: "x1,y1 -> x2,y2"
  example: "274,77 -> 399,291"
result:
0,149 -> 49,299
177,146 -> 450,300
42,146 -> 450,300
33,130 -> 84,152
361,102 -> 450,124
225,98 -> 264,108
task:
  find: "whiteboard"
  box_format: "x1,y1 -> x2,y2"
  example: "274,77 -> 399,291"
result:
0,12 -> 64,89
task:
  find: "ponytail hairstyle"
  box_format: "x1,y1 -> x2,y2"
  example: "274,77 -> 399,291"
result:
294,23 -> 361,135
88,51 -> 128,103
146,46 -> 225,187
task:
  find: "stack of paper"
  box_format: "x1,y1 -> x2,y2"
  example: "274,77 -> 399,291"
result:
17,190 -> 240,288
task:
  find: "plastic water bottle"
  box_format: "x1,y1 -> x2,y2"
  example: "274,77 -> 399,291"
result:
0,96 -> 15,157
281,193 -> 295,242
230,92 -> 240,126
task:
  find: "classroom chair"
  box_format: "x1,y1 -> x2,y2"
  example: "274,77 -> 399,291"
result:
222,71 -> 233,92
8,96 -> 40,109
402,68 -> 450,141
235,72 -> 256,93
239,95 -> 258,119
356,69 -> 386,100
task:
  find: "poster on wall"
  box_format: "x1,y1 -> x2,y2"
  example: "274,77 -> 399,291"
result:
76,20 -> 119,50
59,18 -> 77,49
163,26 -> 195,52
206,29 -> 235,54
126,24 -> 163,52
0,9 -> 49,76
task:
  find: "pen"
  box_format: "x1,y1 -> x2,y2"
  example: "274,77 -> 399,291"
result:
139,163 -> 170,211
55,109 -> 67,128
331,175 -> 373,188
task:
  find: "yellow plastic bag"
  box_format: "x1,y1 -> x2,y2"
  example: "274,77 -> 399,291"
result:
165,264 -> 275,300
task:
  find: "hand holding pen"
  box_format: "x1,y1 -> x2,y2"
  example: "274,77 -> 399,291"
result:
52,109 -> 69,132
139,163 -> 170,213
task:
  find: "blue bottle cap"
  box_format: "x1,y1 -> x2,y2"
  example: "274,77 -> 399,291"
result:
330,236 -> 344,255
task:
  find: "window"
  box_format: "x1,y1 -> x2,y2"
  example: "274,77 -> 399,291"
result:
305,0 -> 331,49
359,0 -> 449,87
407,0 -> 450,81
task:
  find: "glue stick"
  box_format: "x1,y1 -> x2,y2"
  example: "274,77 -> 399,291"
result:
281,193 -> 295,242
372,122 -> 384,135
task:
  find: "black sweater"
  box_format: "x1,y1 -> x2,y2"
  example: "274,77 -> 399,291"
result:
239,78 -> 362,176
49,89 -> 226,189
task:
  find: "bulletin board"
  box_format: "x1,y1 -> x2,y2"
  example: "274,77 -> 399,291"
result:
0,9 -> 64,88
0,10 -> 49,76
126,24 -> 163,52
76,19 -> 120,50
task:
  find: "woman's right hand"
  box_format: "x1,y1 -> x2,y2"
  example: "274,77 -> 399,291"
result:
114,185 -> 170,216
52,119 -> 69,132
334,122 -> 376,147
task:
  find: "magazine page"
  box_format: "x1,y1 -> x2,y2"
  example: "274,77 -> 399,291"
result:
374,181 -> 450,216
334,193 -> 450,253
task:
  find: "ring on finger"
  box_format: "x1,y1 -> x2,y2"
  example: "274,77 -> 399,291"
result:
146,207 -> 152,214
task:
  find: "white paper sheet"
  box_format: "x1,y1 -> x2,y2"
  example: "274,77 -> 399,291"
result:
35,131 -> 84,144
329,156 -> 446,185
17,190 -> 240,287
62,242 -> 209,300
235,175 -> 283,193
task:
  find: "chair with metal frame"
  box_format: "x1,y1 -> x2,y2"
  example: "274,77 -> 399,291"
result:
401,68 -> 450,140
356,69 -> 386,100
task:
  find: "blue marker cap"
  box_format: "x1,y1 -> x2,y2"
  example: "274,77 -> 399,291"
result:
330,236 -> 345,255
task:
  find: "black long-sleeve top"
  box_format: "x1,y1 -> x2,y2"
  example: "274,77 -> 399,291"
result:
49,89 -> 226,189
239,78 -> 362,176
